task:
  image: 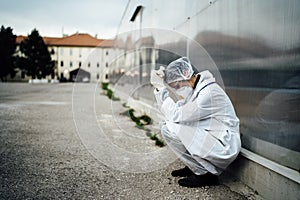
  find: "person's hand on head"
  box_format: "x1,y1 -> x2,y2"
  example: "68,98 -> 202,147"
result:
150,66 -> 165,90
156,66 -> 165,78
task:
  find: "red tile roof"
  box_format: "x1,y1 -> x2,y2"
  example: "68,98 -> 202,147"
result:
51,33 -> 103,47
16,33 -> 114,48
16,35 -> 26,44
43,36 -> 62,44
98,39 -> 114,47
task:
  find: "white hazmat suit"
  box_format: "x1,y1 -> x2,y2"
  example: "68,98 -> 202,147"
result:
153,58 -> 241,175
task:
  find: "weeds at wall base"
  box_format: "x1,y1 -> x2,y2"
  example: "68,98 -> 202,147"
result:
101,82 -> 120,101
100,82 -> 165,147
120,104 -> 165,147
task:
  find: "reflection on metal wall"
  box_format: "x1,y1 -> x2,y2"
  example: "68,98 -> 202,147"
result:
111,0 -> 300,171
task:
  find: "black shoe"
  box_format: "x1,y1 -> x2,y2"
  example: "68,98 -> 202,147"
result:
171,166 -> 193,177
178,173 -> 219,188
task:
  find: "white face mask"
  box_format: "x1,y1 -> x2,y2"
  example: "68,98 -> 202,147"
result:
176,86 -> 193,99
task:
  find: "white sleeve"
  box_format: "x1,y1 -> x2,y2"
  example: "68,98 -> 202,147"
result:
153,87 -> 169,108
160,89 -> 215,123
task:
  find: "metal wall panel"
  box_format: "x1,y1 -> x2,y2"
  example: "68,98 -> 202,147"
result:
112,0 -> 300,171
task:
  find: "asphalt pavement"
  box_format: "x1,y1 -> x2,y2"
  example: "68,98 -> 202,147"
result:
0,82 -> 259,199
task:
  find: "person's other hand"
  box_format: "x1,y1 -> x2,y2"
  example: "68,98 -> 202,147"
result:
150,69 -> 165,90
156,66 -> 165,78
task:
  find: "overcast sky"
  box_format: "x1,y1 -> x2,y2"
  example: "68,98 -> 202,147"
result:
0,0 -> 129,39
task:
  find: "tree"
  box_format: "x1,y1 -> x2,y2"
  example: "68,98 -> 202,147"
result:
0,26 -> 17,81
20,29 -> 54,79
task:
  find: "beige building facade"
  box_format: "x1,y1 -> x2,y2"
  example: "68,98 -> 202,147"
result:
15,33 -> 115,83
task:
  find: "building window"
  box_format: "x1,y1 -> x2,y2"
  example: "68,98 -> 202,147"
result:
79,48 -> 82,58
60,61 -> 64,67
70,49 -> 73,56
79,61 -> 82,67
97,62 -> 99,68
106,51 -> 109,55
97,74 -> 99,80
70,61 -> 73,67
105,74 -> 108,79
60,48 -> 63,55
106,62 -> 108,67
88,62 -> 91,67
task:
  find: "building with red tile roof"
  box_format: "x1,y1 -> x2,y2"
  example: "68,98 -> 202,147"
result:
15,33 -> 115,82
16,33 -> 114,48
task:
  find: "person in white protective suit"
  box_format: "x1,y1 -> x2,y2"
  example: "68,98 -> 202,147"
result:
150,57 -> 241,187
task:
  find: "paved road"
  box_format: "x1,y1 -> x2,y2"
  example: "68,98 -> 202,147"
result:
0,83 -> 256,199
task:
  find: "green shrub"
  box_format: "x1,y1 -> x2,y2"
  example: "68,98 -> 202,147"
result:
120,108 -> 165,147
150,134 -> 158,140
101,82 -> 109,90
107,89 -> 113,99
155,139 -> 165,147
150,133 -> 165,147
139,115 -> 152,125
101,83 -> 119,101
